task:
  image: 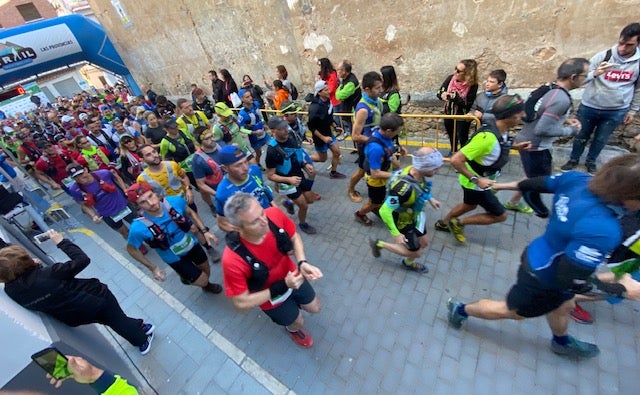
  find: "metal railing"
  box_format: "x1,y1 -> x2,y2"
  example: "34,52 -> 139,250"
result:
248,107 -> 481,153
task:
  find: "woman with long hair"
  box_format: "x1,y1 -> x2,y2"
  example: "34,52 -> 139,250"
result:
219,68 -> 239,108
437,59 -> 479,154
318,58 -> 339,107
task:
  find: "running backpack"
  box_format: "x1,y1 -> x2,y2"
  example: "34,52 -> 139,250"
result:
289,82 -> 299,100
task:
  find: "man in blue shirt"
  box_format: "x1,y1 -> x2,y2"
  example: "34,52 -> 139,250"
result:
214,145 -> 273,232
447,154 -> 640,359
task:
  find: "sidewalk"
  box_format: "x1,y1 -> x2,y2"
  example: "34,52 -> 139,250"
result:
51,150 -> 639,394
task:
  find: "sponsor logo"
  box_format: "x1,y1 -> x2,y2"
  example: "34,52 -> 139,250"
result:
554,194 -> 569,222
0,42 -> 36,71
604,70 -> 634,82
575,245 -> 602,264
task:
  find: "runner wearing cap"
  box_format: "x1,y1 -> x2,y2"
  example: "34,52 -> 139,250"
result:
308,80 -> 346,179
369,147 -> 443,273
214,145 -> 274,232
212,102 -> 254,162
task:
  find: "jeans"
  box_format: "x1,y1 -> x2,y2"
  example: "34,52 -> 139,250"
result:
569,104 -> 627,164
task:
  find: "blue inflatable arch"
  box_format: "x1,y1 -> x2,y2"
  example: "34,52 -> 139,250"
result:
0,14 -> 139,94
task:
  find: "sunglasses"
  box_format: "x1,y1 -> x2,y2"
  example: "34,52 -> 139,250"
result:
454,67 -> 465,74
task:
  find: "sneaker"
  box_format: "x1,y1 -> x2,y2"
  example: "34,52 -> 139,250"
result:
369,239 -> 381,258
504,201 -> 534,214
550,336 -> 600,359
139,332 -> 154,355
287,327 -> 314,348
299,223 -> 317,235
447,298 -> 467,329
434,220 -> 449,232
330,171 -> 346,179
354,211 -> 373,226
585,163 -> 597,175
448,217 -> 466,243
207,247 -> 221,263
570,303 -> 594,325
283,199 -> 295,215
402,259 -> 428,273
203,282 -> 223,294
139,244 -> 149,255
561,160 -> 578,172
141,322 -> 155,336
348,190 -> 363,203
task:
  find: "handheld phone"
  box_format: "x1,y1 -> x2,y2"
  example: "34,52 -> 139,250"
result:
31,347 -> 73,379
33,232 -> 51,244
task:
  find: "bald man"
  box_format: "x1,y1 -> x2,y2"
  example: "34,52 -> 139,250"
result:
369,147 -> 444,274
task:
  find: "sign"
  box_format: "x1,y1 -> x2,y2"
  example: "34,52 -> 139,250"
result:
0,24 -> 82,77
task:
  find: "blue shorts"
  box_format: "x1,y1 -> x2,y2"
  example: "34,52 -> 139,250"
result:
314,136 -> 337,153
263,280 -> 316,326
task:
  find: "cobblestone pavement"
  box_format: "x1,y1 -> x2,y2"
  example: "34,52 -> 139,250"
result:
49,148 -> 640,394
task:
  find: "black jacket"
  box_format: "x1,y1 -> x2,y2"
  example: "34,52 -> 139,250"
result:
307,96 -> 333,145
4,239 -> 110,327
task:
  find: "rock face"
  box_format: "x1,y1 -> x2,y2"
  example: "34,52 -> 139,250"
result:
87,0 -> 636,98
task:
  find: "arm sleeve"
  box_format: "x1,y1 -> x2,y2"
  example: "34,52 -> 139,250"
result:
335,82 -> 356,101
388,92 -> 401,113
534,91 -> 578,137
49,239 -> 91,279
90,371 -> 139,395
380,196 -> 401,237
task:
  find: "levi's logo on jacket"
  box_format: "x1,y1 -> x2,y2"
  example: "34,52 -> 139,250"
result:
604,70 -> 634,82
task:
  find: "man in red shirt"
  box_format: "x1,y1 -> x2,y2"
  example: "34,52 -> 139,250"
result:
221,193 -> 323,348
33,141 -> 74,192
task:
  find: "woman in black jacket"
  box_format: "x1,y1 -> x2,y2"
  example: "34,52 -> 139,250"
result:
219,68 -> 239,108
437,59 -> 479,155
0,230 -> 155,355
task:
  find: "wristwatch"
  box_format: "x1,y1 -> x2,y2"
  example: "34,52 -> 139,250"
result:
469,176 -> 479,184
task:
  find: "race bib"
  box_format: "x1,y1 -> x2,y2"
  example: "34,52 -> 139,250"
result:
110,206 -> 132,222
278,183 -> 297,195
169,233 -> 196,256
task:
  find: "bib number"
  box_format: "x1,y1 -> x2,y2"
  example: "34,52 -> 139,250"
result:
169,233 -> 196,256
110,206 -> 132,222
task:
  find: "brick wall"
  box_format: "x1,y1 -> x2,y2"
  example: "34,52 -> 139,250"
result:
0,0 -> 57,29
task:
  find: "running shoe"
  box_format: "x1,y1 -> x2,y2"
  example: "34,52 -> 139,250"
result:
402,259 -> 428,273
504,201 -> 534,214
550,336 -> 600,359
448,217 -> 466,243
369,239 -> 381,258
299,223 -> 317,235
354,211 -> 373,226
287,328 -> 314,348
203,283 -> 223,294
560,160 -> 578,172
283,199 -> 295,215
570,303 -> 594,325
447,298 -> 467,329
434,220 -> 449,232
348,190 -> 363,203
139,332 -> 154,355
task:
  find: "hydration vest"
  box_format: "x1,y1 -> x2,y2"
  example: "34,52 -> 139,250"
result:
195,149 -> 223,187
140,161 -> 183,197
135,199 -> 193,250
467,122 -> 513,176
363,134 -> 393,175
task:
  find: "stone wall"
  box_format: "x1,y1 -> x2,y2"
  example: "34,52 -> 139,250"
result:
86,0 -> 637,101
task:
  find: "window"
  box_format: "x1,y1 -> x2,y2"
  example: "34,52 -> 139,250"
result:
16,3 -> 42,22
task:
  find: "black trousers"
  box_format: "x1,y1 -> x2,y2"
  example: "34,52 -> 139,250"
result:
95,291 -> 147,347
444,118 -> 472,152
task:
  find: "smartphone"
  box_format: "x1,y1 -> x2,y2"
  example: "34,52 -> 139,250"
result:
33,232 -> 51,244
31,347 -> 73,379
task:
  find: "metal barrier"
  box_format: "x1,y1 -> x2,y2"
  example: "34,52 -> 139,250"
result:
244,106 -> 481,153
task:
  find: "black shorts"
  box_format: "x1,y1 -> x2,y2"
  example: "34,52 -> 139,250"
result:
288,176 -> 312,200
399,225 -> 426,251
520,150 -> 552,178
506,255 -> 574,318
462,187 -> 506,216
102,206 -> 138,231
168,243 -> 207,283
263,280 -> 316,326
356,144 -> 366,169
366,184 -> 387,205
